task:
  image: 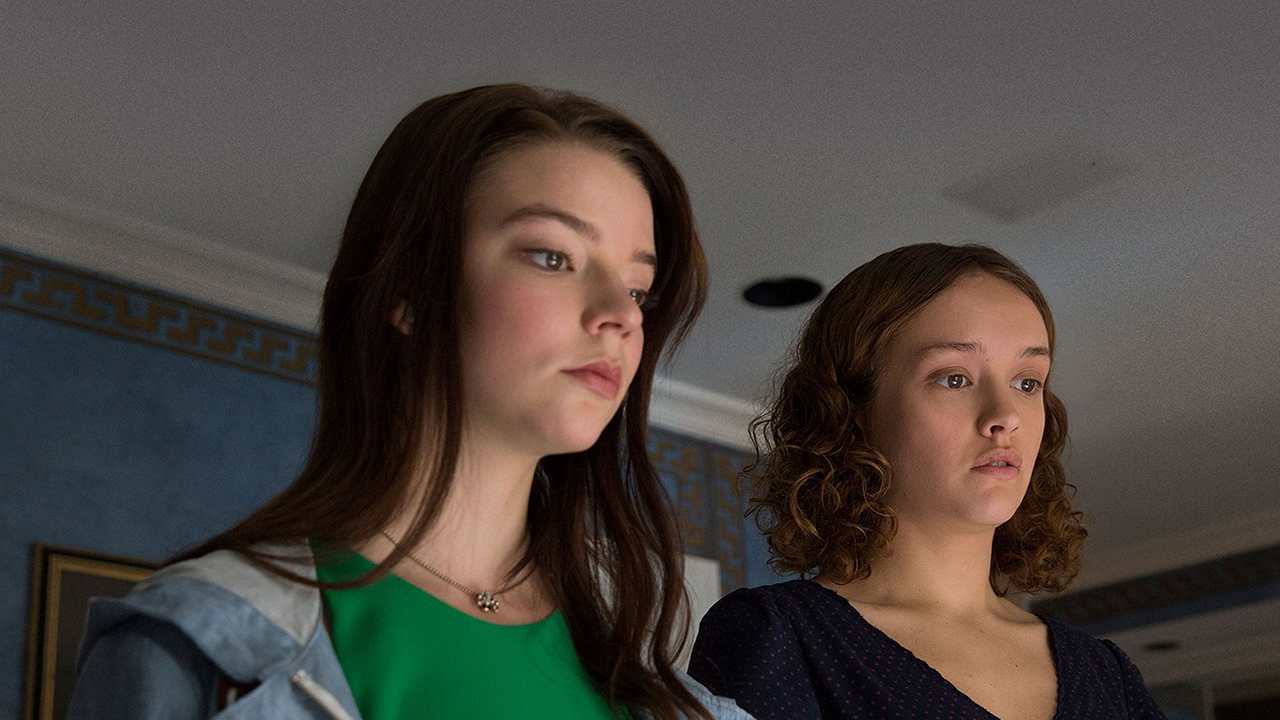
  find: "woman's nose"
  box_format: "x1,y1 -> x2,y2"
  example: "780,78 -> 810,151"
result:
584,274 -> 644,336
979,390 -> 1021,438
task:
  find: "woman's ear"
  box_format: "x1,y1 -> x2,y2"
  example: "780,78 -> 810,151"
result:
391,301 -> 414,335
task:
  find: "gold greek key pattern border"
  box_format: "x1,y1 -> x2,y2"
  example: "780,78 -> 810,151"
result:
651,428 -> 752,592
713,452 -> 749,592
0,247 -> 318,386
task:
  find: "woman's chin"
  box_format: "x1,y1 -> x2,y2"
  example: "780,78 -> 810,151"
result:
538,423 -> 612,457
979,503 -> 1024,529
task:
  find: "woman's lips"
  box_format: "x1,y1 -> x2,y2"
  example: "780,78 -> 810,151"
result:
972,448 -> 1022,480
972,463 -> 1020,480
563,360 -> 622,399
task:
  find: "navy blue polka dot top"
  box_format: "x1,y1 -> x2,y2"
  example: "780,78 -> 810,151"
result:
689,580 -> 1167,720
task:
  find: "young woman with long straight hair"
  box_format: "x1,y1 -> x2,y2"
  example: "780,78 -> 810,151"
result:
690,244 -> 1165,719
68,84 -> 752,720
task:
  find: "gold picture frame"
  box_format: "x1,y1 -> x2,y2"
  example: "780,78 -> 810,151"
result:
23,543 -> 159,720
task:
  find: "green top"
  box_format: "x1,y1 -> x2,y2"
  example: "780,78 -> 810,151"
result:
314,545 -> 629,720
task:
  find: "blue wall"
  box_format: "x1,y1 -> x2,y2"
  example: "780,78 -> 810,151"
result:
0,246 -> 772,718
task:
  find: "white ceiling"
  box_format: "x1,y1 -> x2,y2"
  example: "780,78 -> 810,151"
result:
4,2 -> 1279,560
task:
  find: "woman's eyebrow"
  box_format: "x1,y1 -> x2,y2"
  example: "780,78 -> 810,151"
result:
500,203 -> 656,267
917,341 -> 1051,359
501,204 -> 600,240
919,341 -> 982,357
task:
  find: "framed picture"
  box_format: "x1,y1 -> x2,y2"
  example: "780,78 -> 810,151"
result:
23,543 -> 159,720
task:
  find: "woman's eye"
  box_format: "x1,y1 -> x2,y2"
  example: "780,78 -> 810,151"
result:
526,250 -> 570,271
1015,378 -> 1043,393
936,374 -> 970,390
630,289 -> 651,309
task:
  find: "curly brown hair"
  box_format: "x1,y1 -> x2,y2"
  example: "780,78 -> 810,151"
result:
749,243 -> 1086,596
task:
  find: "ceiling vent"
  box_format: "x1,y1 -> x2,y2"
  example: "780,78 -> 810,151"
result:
743,277 -> 823,308
943,142 -> 1136,222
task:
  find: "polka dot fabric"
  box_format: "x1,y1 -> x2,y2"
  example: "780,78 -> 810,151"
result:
689,580 -> 1168,719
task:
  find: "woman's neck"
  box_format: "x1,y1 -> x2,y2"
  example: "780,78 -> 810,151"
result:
825,519 -> 1006,618
369,436 -> 541,593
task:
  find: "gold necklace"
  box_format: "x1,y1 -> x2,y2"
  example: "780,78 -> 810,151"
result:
379,530 -> 528,613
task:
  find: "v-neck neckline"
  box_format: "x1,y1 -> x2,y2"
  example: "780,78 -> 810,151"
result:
804,580 -> 1065,720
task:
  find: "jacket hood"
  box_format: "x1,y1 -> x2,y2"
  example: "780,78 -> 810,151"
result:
79,544 -> 322,682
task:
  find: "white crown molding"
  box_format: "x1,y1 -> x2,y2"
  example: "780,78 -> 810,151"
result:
1073,505 -> 1280,591
1119,623 -> 1280,689
649,375 -> 759,451
0,184 -> 326,331
1104,596 -> 1280,688
0,184 -> 760,450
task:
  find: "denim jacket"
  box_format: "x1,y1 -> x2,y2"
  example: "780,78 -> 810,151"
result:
67,544 -> 755,720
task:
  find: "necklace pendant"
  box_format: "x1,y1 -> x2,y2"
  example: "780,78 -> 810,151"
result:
476,591 -> 499,613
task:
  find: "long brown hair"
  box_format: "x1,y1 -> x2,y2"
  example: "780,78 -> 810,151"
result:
181,85 -> 711,719
749,243 -> 1086,595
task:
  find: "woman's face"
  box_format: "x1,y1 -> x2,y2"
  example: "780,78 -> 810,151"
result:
864,272 -> 1051,533
457,141 -> 655,458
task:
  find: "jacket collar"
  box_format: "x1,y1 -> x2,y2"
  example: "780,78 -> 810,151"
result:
81,543 -> 322,682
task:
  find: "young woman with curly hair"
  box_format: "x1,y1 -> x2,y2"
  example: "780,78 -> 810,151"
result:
689,244 -> 1165,720
66,85 -> 752,720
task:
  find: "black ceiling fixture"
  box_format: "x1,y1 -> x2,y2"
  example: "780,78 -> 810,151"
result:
743,277 -> 823,308
1142,640 -> 1181,653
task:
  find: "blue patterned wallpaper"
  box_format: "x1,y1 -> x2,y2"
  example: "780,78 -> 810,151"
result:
649,429 -> 756,591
